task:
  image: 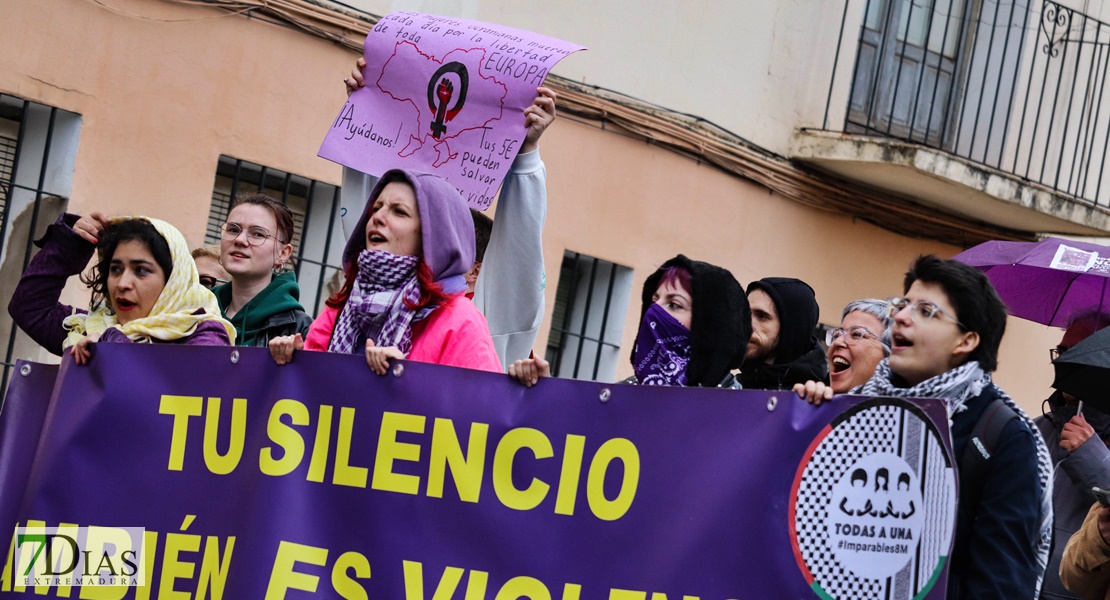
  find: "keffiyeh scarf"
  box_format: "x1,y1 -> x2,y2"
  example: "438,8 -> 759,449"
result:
61,216 -> 235,348
855,359 -> 1053,599
329,249 -> 427,355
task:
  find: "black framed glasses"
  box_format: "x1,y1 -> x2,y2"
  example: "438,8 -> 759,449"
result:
887,297 -> 963,327
198,275 -> 229,290
221,222 -> 284,247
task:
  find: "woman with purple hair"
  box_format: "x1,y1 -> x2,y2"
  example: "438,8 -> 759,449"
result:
510,254 -> 751,388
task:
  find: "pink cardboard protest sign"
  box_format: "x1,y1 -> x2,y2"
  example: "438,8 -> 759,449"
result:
319,12 -> 585,209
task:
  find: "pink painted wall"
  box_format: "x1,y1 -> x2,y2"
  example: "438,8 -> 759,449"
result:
0,0 -> 1063,413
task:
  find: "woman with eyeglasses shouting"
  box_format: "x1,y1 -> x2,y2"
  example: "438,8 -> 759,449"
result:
863,255 -> 1051,599
213,194 -> 313,347
794,298 -> 893,404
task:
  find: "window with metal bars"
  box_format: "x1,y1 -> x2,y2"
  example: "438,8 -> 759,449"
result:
0,130 -> 16,216
0,94 -> 82,396
544,251 -> 633,382
205,156 -> 345,317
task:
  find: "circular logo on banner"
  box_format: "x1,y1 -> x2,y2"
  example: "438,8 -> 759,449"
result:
790,398 -> 956,600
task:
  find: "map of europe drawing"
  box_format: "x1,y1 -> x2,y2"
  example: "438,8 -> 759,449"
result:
319,12 -> 585,208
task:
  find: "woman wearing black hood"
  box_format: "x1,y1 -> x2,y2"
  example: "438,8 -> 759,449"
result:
509,254 -> 751,388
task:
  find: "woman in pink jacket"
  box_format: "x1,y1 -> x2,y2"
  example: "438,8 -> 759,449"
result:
268,169 -> 501,374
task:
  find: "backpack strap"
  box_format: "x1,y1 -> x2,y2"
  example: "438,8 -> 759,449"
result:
959,398 -> 1019,514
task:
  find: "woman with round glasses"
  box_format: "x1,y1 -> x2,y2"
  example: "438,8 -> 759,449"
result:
828,299 -> 891,392
213,194 -> 312,346
856,255 -> 1052,598
793,298 -> 892,403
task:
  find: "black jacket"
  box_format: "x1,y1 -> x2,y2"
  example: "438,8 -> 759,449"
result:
245,308 -> 314,348
738,340 -> 828,390
214,272 -> 313,347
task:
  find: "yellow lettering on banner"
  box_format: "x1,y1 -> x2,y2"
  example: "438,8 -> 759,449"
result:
334,407 -> 368,488
493,428 -> 552,510
0,524 -> 15,592
494,576 -> 550,600
133,530 -> 159,600
196,535 -> 235,600
331,551 -> 371,600
428,418 -> 488,502
464,570 -> 490,600
159,516 -> 202,600
159,395 -> 203,470
307,405 -> 334,483
587,438 -> 640,521
260,399 -> 309,476
555,435 -> 586,516
372,412 -> 426,495
402,560 -> 464,600
203,397 -> 247,475
265,541 -> 328,599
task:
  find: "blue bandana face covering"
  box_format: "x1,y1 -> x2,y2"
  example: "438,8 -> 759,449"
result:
633,303 -> 692,386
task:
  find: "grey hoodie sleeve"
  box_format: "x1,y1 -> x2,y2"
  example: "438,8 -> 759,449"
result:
472,149 -> 547,368
1061,433 -> 1110,499
340,150 -> 547,369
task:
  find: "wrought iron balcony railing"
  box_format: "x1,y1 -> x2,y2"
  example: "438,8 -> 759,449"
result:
821,0 -> 1110,208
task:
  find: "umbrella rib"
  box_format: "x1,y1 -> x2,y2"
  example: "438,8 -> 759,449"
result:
1101,279 -> 1108,330
1051,273 -> 1081,326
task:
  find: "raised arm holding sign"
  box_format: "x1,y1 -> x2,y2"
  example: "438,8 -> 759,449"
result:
334,14 -> 579,368
320,11 -> 584,207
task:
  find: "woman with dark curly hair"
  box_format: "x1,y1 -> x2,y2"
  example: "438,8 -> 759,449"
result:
8,212 -> 235,363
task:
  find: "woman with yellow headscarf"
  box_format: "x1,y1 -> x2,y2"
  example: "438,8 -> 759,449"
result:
9,212 -> 236,363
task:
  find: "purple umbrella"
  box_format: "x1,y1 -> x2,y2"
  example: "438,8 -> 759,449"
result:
953,237 -> 1110,327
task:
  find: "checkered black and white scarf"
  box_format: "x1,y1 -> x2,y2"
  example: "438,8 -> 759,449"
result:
329,250 -> 424,355
856,359 -> 1053,599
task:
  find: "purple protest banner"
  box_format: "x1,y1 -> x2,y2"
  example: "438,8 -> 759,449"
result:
0,361 -> 57,554
0,345 -> 953,598
318,12 -> 585,209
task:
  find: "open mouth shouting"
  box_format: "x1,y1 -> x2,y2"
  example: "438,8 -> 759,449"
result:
828,351 -> 856,392
367,229 -> 388,245
891,331 -> 913,352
